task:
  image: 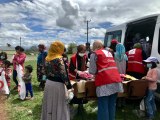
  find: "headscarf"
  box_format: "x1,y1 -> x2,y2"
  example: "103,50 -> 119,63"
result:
46,41 -> 64,62
110,39 -> 118,52
114,43 -> 128,62
133,43 -> 142,49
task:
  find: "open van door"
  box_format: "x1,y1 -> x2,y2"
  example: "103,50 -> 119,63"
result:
124,16 -> 157,57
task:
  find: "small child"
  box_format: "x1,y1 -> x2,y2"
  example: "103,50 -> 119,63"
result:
22,65 -> 33,100
143,57 -> 159,120
0,52 -> 7,67
0,60 -> 12,88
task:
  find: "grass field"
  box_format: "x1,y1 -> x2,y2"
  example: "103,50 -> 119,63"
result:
4,57 -> 160,120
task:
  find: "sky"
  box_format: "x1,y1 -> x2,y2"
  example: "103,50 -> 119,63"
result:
0,0 -> 160,48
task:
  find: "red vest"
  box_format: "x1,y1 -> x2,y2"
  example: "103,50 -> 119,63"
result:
68,54 -> 87,81
95,49 -> 122,87
126,48 -> 145,74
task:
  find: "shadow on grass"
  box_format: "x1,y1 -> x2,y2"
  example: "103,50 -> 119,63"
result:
32,84 -> 43,93
32,104 -> 42,120
11,97 -> 26,104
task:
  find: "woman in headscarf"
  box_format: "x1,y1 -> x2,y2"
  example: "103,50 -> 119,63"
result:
126,43 -> 147,79
41,41 -> 72,120
114,43 -> 128,107
37,44 -> 47,90
109,39 -> 119,56
114,43 -> 128,74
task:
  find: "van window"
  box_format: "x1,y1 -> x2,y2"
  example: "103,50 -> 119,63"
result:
104,30 -> 122,47
158,29 -> 160,54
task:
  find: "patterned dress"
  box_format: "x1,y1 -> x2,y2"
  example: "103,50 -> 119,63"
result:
37,51 -> 47,82
41,58 -> 71,120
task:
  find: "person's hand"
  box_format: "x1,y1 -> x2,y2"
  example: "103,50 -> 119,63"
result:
77,71 -> 83,76
68,88 -> 74,92
141,76 -> 146,80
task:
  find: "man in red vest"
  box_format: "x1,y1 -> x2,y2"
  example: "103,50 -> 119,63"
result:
89,40 -> 123,120
69,45 -> 88,81
69,45 -> 88,105
126,43 -> 147,79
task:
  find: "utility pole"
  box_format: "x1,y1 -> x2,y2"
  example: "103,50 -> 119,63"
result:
20,37 -> 21,47
85,20 -> 91,51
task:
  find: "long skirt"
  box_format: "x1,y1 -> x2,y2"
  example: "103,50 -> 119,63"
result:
41,80 -> 70,120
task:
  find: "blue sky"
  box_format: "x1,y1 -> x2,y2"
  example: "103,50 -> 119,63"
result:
0,0 -> 160,48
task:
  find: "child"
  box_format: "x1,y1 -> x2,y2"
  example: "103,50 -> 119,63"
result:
143,57 -> 159,120
0,60 -> 12,88
0,52 -> 7,67
22,65 -> 33,100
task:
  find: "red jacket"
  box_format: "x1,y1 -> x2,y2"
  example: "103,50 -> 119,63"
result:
69,54 -> 87,80
12,53 -> 26,70
126,48 -> 145,74
94,49 -> 122,87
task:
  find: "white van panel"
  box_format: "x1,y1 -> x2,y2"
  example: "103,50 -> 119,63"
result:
151,22 -> 160,62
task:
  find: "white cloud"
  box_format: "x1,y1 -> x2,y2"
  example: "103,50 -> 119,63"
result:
0,0 -> 160,47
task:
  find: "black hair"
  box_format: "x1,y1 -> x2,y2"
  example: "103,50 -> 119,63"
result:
0,52 -> 7,60
3,60 -> 11,67
15,46 -> 24,52
77,45 -> 86,52
64,47 -> 66,52
151,62 -> 157,69
38,44 -> 45,50
25,65 -> 33,73
110,43 -> 117,52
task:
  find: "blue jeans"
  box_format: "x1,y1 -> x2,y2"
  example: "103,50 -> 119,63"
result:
144,89 -> 157,119
98,93 -> 117,120
25,83 -> 33,97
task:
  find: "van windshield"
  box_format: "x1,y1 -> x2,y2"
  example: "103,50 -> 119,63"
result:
104,30 -> 122,47
124,16 -> 157,57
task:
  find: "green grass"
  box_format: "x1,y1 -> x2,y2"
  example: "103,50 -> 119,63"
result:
6,59 -> 160,120
7,60 -> 43,120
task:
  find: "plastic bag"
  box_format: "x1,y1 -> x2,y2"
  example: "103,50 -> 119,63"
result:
140,99 -> 145,111
16,65 -> 26,100
0,70 -> 10,95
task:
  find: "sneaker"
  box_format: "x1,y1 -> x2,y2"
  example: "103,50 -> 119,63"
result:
30,97 -> 34,100
25,97 -> 30,100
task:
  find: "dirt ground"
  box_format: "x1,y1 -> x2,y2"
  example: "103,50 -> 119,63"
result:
0,95 -> 8,120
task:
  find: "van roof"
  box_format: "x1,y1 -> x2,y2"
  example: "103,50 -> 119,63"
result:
106,13 -> 160,32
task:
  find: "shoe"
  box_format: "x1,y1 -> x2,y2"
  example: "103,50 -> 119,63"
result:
25,97 -> 30,100
132,109 -> 145,118
30,97 -> 34,100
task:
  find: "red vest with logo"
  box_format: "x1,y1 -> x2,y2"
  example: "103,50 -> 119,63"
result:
126,48 -> 145,74
68,54 -> 87,81
95,49 -> 122,87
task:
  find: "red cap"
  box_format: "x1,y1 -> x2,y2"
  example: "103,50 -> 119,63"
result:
111,39 -> 118,44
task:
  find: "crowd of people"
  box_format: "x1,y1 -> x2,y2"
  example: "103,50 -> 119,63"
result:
0,39 -> 160,120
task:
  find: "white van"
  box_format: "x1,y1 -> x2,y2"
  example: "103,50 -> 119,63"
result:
104,14 -> 160,100
104,14 -> 160,61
